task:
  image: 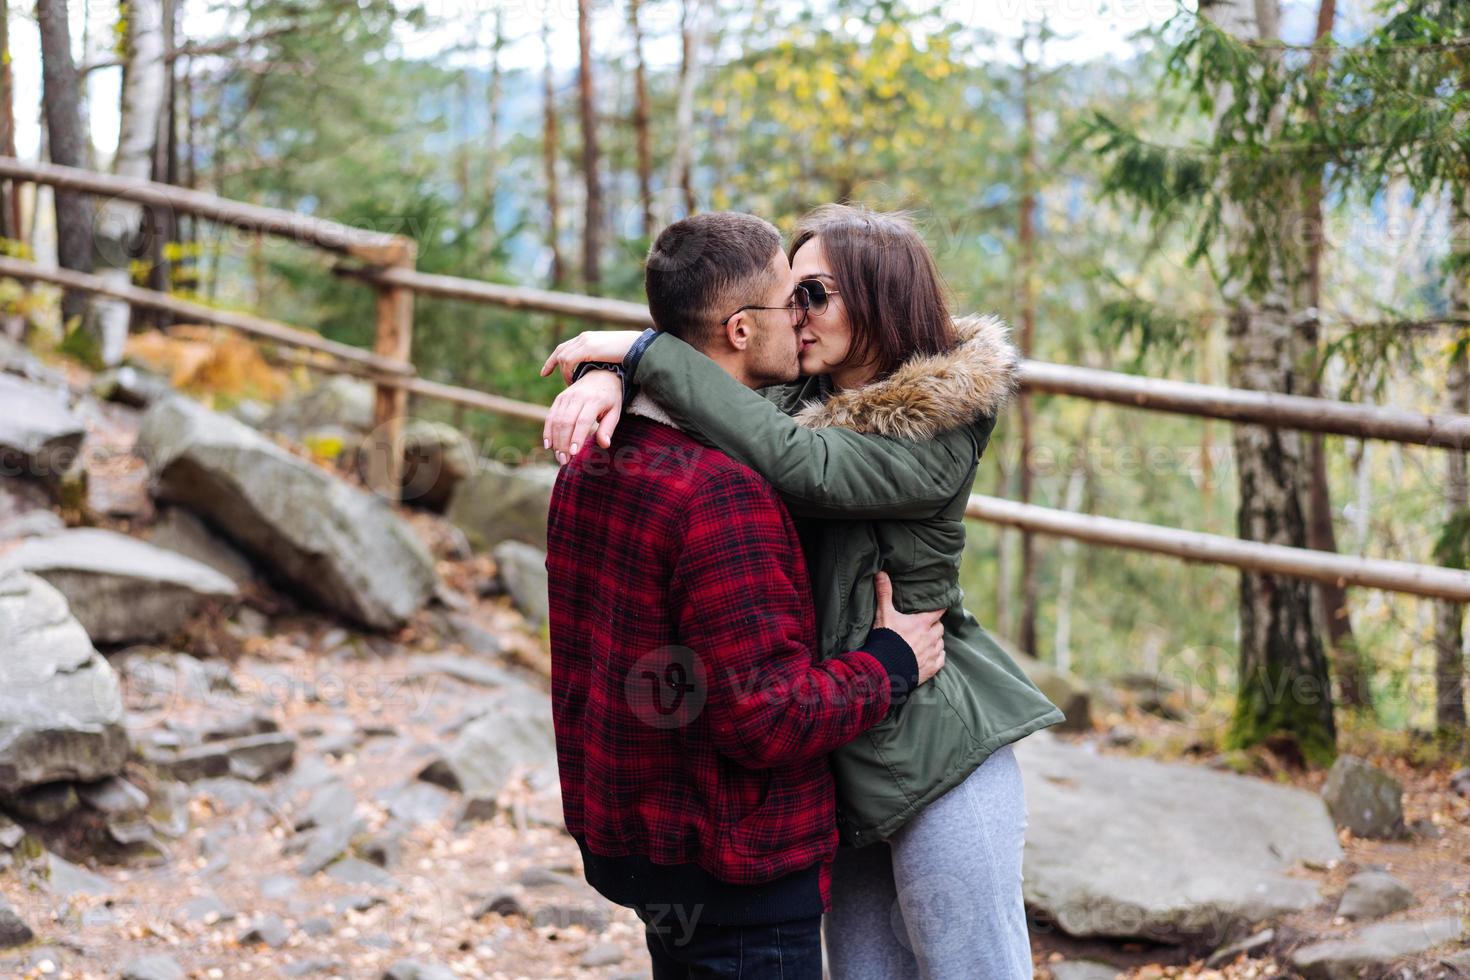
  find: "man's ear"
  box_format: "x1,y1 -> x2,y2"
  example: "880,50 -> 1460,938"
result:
722,313 -> 752,352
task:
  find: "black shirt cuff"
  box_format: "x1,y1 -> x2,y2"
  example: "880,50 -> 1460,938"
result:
859,627 -> 920,711
623,327 -> 661,380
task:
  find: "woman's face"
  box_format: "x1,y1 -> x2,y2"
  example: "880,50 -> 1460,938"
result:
792,237 -> 854,379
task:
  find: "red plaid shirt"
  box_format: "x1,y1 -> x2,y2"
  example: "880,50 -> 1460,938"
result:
546,413 -> 915,924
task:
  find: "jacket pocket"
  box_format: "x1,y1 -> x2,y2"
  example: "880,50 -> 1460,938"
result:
728,765 -> 830,859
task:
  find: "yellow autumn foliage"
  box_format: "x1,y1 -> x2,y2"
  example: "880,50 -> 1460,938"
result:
124,327 -> 289,401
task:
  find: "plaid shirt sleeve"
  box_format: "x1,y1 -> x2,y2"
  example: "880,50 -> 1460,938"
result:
669,468 -> 916,770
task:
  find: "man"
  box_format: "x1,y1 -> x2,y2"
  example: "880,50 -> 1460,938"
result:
545,211 -> 946,980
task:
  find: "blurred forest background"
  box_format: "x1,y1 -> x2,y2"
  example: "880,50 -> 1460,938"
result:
7,0 -> 1469,750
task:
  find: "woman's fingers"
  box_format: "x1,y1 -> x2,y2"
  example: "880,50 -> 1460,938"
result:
594,403 -> 622,448
540,335 -> 587,381
545,374 -> 623,461
544,391 -> 575,460
541,337 -> 576,378
569,399 -> 604,457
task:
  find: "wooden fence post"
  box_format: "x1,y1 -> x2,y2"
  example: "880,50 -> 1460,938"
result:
366,242 -> 416,502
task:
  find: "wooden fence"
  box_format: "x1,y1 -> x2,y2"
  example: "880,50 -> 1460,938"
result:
4,157 -> 1470,603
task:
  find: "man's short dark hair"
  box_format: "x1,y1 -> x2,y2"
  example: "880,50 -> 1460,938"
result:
644,212 -> 784,351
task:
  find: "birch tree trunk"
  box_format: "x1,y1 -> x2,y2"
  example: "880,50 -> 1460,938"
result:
484,6 -> 504,225
1206,0 -> 1336,763
670,0 -> 706,216
88,0 -> 166,365
37,0 -> 93,324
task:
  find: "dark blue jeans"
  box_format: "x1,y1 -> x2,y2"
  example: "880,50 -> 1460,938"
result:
638,909 -> 824,980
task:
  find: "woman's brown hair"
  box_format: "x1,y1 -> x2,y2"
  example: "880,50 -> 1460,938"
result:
788,204 -> 957,382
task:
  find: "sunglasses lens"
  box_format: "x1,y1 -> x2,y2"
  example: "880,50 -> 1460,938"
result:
800,280 -> 829,315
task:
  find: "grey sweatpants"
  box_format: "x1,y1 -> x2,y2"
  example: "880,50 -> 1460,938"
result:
823,742 -> 1033,980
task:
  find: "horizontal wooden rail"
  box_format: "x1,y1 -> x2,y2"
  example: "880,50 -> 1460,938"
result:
340,270 -> 1469,449
0,157 -> 409,264
334,264 -> 655,328
966,494 -> 1470,602
0,257 -> 415,377
4,158 -> 1466,448
269,347 -> 550,424
1019,360 -> 1469,450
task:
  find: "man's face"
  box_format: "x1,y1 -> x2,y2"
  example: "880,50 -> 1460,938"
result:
738,249 -> 803,388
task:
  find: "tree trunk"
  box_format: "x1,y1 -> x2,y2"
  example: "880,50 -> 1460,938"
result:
1296,0 -> 1369,710
670,0 -> 706,216
485,7 -> 504,219
576,0 -> 601,294
1054,410 -> 1096,675
1435,193 -> 1470,732
37,0 -> 94,324
88,0 -> 166,365
542,14 -> 566,343
994,458 -> 1013,641
1206,0 -> 1336,764
0,0 -> 20,243
629,0 -> 654,238
1017,30 -> 1040,659
146,0 -> 179,329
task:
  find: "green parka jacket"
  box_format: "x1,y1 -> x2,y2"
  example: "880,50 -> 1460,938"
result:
623,313 -> 1066,846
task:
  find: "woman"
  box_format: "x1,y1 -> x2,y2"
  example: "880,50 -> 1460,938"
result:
541,204 -> 1065,979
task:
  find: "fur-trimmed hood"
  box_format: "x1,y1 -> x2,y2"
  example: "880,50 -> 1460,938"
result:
793,313 -> 1020,440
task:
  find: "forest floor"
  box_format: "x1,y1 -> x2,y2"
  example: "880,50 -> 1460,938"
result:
1030,707 -> 1470,978
0,354 -> 1465,979
2,576 -> 1462,980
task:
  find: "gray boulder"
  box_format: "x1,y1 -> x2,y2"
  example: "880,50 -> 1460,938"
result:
5,528 -> 238,644
90,365 -> 174,409
0,569 -> 128,793
1048,963 -> 1120,980
1006,647 -> 1091,732
8,782 -> 80,822
422,692 -> 557,811
0,334 -> 65,386
0,373 -> 84,486
135,396 -> 437,630
1015,731 -> 1341,945
1290,917 -> 1465,980
1321,755 -> 1404,839
383,960 -> 457,980
398,419 -> 476,512
1335,870 -> 1415,921
0,898 -> 34,948
494,541 -> 549,626
142,732 -> 296,783
446,460 -> 557,552
263,376 -> 375,437
145,506 -> 255,586
119,953 -> 187,980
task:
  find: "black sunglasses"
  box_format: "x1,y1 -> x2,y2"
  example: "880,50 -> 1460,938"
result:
719,278 -> 841,329
795,278 -> 840,317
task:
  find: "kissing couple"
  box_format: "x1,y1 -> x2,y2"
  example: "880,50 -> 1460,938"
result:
541,204 -> 1064,980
